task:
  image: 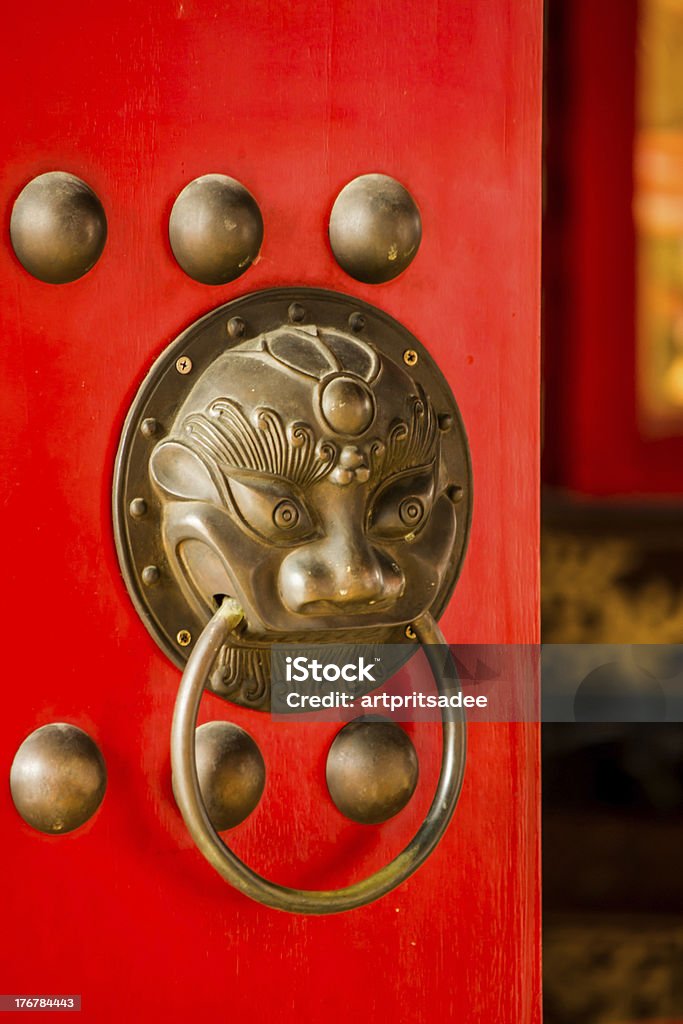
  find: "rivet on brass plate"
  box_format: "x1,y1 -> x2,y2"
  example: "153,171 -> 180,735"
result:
169,174 -> 263,285
189,721 -> 266,831
438,413 -> 453,432
10,171 -> 107,284
326,716 -> 419,824
140,418 -> 160,438
175,356 -> 193,375
10,724 -> 107,834
227,317 -> 246,340
348,312 -> 366,333
177,629 -> 192,647
329,173 -> 422,284
129,497 -> 147,519
403,349 -> 418,367
288,302 -> 306,323
447,485 -> 464,504
142,565 -> 160,586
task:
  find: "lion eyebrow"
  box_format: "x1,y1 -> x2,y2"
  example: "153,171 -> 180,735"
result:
182,399 -> 338,488
368,387 -> 439,483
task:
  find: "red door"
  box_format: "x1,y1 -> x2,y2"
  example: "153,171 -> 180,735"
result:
0,2 -> 541,1020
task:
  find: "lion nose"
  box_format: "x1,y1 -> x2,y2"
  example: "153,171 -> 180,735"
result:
279,530 -> 404,614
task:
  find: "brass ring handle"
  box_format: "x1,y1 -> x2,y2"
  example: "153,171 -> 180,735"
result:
171,598 -> 466,915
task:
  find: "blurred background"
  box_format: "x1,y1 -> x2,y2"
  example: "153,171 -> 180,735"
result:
543,1 -> 683,1020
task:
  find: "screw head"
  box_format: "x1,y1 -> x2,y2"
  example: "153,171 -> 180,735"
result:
288,302 -> 306,323
177,629 -> 192,647
129,497 -> 147,519
176,356 -> 192,375
404,624 -> 417,641
403,349 -> 418,367
348,312 -> 366,333
227,316 -> 246,340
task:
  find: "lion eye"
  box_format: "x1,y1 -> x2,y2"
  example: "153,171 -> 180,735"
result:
368,468 -> 435,540
273,499 -> 300,530
398,497 -> 425,527
226,472 -> 316,544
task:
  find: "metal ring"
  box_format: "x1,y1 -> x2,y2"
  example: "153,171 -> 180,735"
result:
171,599 -> 466,915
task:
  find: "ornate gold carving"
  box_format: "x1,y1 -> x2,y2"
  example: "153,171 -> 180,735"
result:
375,390 -> 438,477
184,400 -> 337,488
113,289 -> 471,709
182,386 -> 439,495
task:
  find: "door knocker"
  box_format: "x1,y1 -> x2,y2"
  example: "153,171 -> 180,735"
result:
113,287 -> 472,913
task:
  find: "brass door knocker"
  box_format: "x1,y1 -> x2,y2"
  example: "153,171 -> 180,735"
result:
113,287 -> 472,913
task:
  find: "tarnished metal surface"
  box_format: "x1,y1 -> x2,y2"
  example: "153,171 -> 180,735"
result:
326,716 -> 419,824
10,724 -> 107,834
329,174 -> 422,283
169,174 -> 263,285
113,287 -> 471,709
10,172 -> 107,284
191,721 -> 265,830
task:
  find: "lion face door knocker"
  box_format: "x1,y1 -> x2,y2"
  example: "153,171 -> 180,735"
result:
113,287 -> 471,914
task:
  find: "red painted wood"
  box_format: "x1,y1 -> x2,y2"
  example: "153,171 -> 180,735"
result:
0,2 -> 541,1020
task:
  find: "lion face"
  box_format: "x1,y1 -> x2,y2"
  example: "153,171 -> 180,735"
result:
149,324 -> 458,704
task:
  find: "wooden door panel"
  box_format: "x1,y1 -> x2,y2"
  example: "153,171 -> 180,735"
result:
0,2 -> 541,1020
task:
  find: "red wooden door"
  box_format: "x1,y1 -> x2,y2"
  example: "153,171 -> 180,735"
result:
0,2 -> 541,1020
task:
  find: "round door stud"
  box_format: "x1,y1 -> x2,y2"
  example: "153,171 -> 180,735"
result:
10,172 -> 107,284
169,174 -> 264,285
10,724 -> 107,834
326,716 -> 419,824
189,721 -> 266,831
329,174 -> 422,284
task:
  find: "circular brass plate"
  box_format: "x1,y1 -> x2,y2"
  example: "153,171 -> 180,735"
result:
113,287 -> 472,679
